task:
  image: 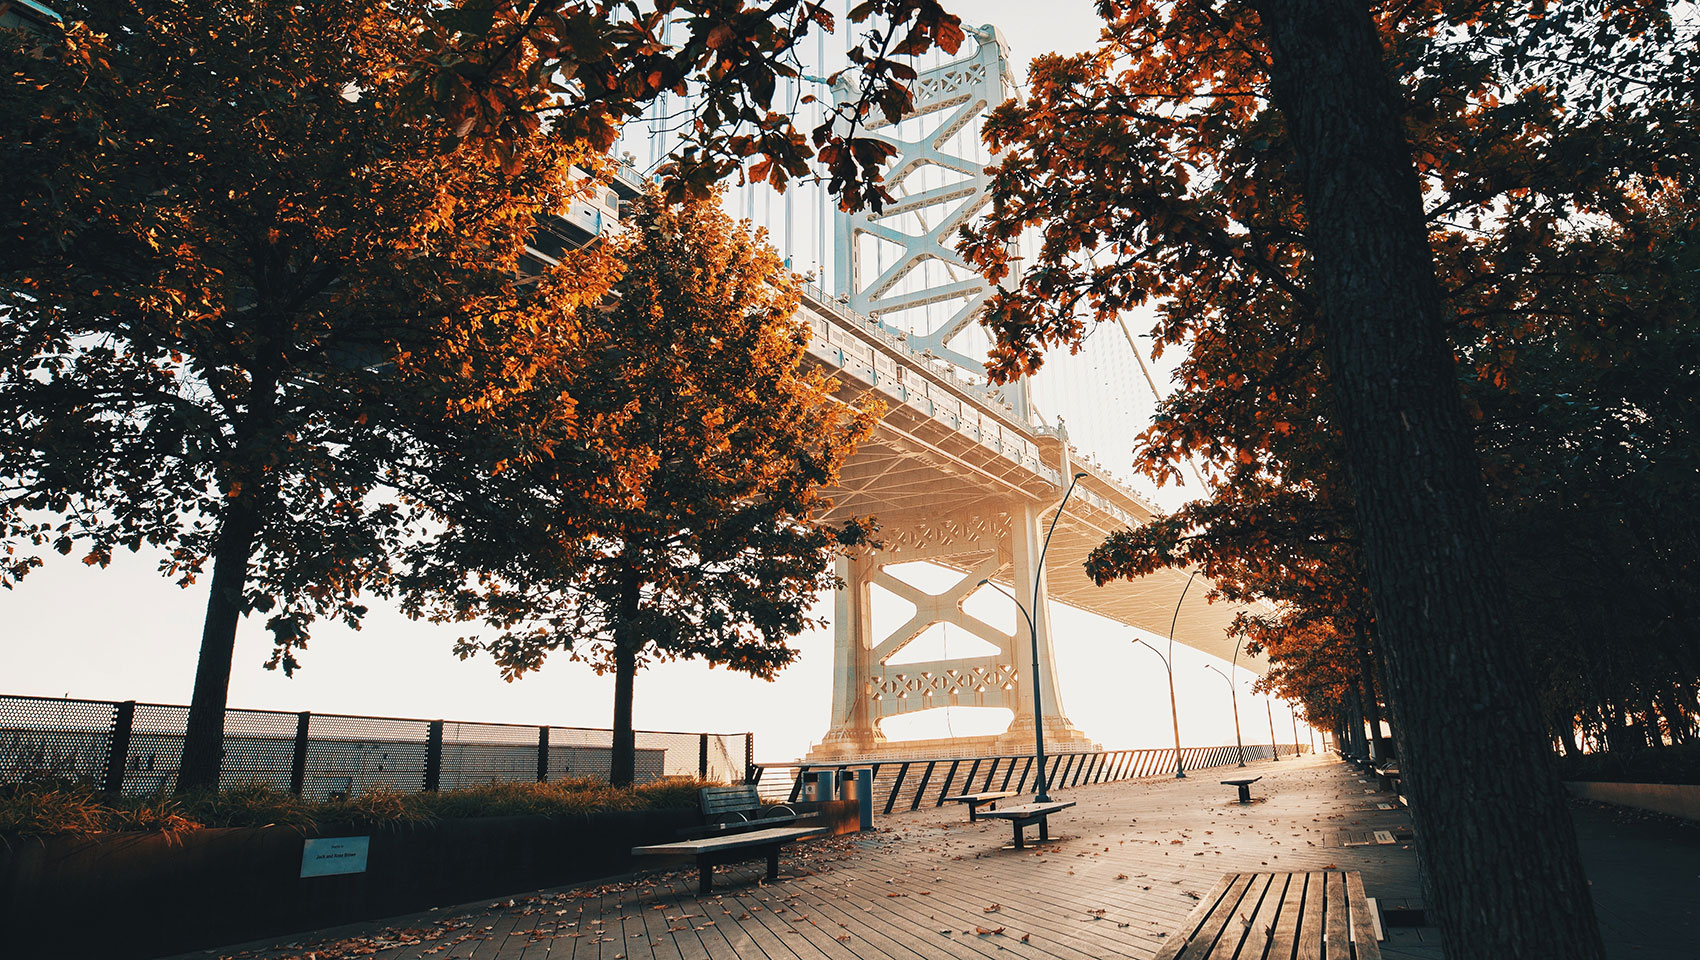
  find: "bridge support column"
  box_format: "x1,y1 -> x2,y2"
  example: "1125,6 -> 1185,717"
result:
995,498 -> 1090,754
818,553 -> 885,754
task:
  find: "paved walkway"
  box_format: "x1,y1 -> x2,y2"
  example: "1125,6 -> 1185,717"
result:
169,754 -> 1696,960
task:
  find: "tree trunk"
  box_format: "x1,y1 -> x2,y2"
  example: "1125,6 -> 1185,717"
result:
609,567 -> 642,787
177,492 -> 264,792
1346,683 -> 1368,760
1356,639 -> 1386,763
1371,631 -> 1402,760
1256,3 -> 1607,957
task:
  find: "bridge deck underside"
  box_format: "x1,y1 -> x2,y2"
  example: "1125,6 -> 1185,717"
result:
820,423 -> 1259,674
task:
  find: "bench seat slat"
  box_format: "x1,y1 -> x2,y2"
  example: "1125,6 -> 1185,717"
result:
1266,870 -> 1310,960
1205,872 -> 1269,960
1233,871 -> 1291,960
1192,873 -> 1258,959
943,791 -> 1015,802
1346,871 -> 1383,960
1154,873 -> 1239,960
1324,872 -> 1351,960
1297,871 -> 1327,959
1157,871 -> 1380,960
632,826 -> 822,856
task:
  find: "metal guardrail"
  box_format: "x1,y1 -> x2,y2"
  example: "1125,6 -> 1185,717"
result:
0,694 -> 753,798
748,743 -> 1308,814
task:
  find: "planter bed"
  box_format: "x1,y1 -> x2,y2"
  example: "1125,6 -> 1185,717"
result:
1,799 -> 857,960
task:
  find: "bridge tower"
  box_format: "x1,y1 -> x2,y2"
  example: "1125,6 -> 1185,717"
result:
810,27 -> 1096,761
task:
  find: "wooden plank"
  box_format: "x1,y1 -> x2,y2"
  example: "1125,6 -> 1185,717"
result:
978,800 -> 1075,819
1232,873 -> 1289,960
702,785 -> 764,815
1296,871 -> 1326,960
1201,873 -> 1265,960
1154,872 -> 1244,960
1344,871 -> 1383,960
1323,872 -> 1351,960
942,791 -> 1014,803
718,886 -> 847,960
1264,871 -> 1309,960
836,852 -> 1146,960
634,827 -> 823,856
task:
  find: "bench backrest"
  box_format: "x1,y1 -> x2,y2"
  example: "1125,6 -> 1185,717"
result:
700,784 -> 763,817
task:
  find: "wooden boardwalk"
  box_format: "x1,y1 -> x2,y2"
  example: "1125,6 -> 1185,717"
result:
180,756 -> 1441,960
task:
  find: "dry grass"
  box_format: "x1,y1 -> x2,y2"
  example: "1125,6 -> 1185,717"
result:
0,775 -> 718,839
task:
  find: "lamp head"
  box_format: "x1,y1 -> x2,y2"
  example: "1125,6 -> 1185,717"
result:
977,578 -> 990,586
1073,471 -> 1087,479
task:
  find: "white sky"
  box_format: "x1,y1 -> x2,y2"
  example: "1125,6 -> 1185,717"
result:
0,1 -> 1311,765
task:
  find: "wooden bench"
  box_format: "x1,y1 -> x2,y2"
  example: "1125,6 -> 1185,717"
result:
1221,776 -> 1263,804
977,800 -> 1075,849
942,789 -> 1016,822
1155,870 -> 1382,960
632,825 -> 824,895
680,784 -> 800,838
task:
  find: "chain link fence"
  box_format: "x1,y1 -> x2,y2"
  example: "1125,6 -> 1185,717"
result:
0,694 -> 752,797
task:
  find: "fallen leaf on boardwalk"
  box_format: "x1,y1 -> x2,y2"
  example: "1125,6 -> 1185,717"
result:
1183,890 -> 1202,900
836,934 -> 852,941
983,903 -> 1001,913
976,926 -> 1006,936
1116,874 -> 1128,880
1020,933 -> 1031,943
887,892 -> 908,898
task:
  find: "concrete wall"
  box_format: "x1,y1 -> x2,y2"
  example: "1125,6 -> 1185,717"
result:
1564,781 -> 1700,822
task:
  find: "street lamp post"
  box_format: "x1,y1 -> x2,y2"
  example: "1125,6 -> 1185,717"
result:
1266,697 -> 1280,761
977,471 -> 1088,804
1132,639 -> 1186,777
1204,664 -> 1245,766
1290,706 -> 1302,757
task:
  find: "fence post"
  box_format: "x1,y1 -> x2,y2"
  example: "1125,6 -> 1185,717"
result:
698,733 -> 709,779
102,700 -> 135,794
537,726 -> 550,783
424,720 -> 444,792
744,733 -> 755,782
289,712 -> 310,796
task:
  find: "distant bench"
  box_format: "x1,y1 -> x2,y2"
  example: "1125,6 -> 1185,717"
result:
978,800 -> 1075,849
1156,870 -> 1382,960
1221,776 -> 1262,804
678,784 -> 800,839
633,826 -> 824,895
942,790 -> 1016,822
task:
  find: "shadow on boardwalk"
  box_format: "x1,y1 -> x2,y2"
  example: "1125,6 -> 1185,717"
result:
168,755 -> 1696,960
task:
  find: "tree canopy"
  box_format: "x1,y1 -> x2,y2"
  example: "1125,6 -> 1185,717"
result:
959,1 -> 1696,956
1,0 -> 962,790
0,0 -> 619,787
407,193 -> 875,785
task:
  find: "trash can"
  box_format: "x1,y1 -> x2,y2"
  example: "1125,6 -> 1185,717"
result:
803,769 -> 836,803
839,768 -> 874,831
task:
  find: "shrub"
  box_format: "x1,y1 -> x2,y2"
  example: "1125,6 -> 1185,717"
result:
0,776 -> 722,838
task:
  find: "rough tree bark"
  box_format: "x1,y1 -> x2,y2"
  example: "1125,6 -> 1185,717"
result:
1255,2 -> 1606,957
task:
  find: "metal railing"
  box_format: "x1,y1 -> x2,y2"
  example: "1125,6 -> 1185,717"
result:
749,743 -> 1308,814
0,693 -> 753,798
